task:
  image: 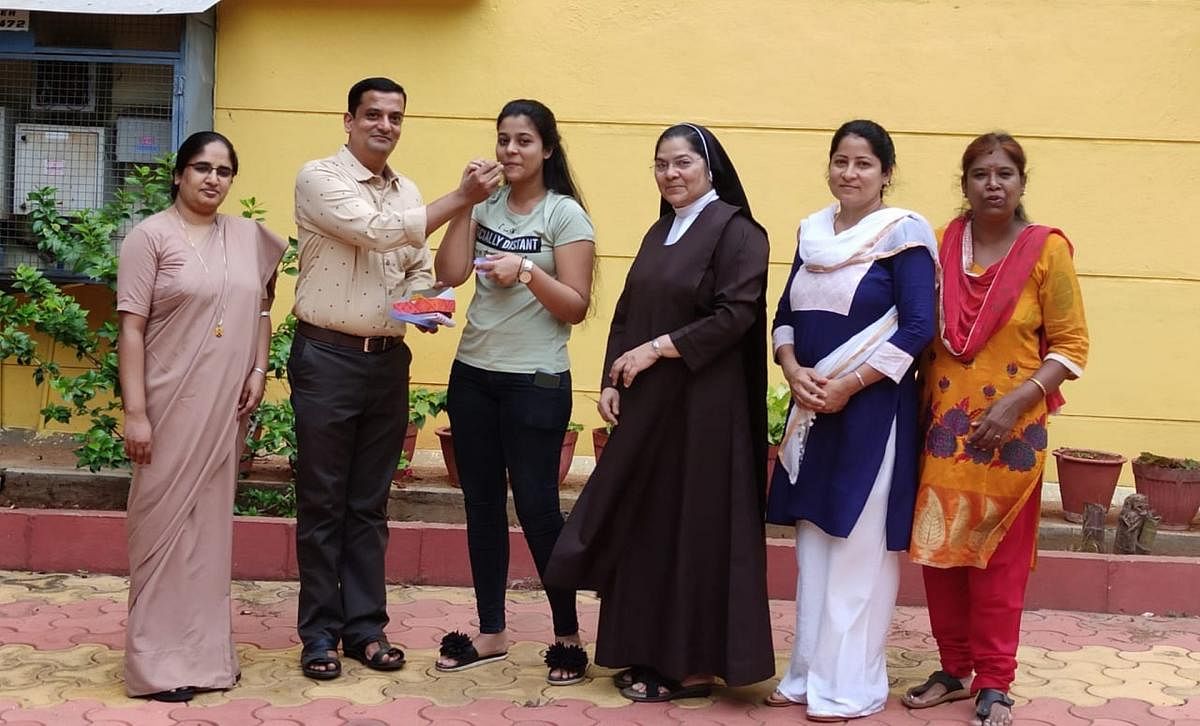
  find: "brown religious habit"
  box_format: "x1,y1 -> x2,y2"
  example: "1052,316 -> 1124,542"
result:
546,201 -> 774,687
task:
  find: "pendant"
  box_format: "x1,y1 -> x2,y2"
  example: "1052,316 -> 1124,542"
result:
214,325 -> 223,338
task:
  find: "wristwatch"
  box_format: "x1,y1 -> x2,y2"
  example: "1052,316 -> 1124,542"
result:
518,257 -> 534,284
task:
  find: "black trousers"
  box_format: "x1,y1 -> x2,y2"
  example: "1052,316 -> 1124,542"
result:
446,360 -> 579,637
289,331 -> 410,650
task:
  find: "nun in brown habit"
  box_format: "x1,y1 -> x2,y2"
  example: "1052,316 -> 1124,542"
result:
545,123 -> 774,701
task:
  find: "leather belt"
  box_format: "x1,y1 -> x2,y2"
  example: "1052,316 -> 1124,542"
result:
296,320 -> 403,354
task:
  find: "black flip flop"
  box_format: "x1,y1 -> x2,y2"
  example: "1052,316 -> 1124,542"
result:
300,639 -> 342,680
619,670 -> 713,703
344,636 -> 405,671
903,670 -> 971,708
435,630 -> 507,673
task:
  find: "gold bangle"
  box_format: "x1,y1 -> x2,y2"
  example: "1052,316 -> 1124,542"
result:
1028,377 -> 1048,397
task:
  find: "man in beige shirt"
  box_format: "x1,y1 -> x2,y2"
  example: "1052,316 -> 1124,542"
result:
290,76 -> 501,680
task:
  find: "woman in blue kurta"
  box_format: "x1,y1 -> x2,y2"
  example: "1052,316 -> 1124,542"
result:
764,120 -> 937,721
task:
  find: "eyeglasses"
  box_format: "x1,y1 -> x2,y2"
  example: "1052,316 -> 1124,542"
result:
186,162 -> 235,179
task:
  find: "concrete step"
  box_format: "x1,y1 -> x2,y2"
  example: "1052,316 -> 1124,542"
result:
2,448 -> 1196,556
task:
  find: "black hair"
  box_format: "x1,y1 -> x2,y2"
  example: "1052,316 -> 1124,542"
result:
655,123 -> 760,226
171,131 -> 237,201
497,99 -> 586,210
829,119 -> 896,197
347,77 -> 407,115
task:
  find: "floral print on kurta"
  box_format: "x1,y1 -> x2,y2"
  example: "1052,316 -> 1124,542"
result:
912,232 -> 1088,569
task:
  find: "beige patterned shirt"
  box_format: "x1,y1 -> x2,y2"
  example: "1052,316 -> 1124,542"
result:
293,145 -> 433,337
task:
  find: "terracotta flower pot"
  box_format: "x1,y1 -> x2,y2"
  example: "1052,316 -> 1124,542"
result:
1132,460 -> 1200,530
558,430 -> 579,486
766,444 -> 779,488
1052,448 -> 1127,523
437,426 -> 577,489
436,426 -> 459,488
402,422 -> 418,463
592,427 -> 610,462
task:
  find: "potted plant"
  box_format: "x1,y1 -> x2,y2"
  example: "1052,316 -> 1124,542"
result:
559,422 -> 583,486
1052,448 -> 1127,523
243,400 -> 298,476
436,421 -> 582,489
1132,451 -> 1200,530
766,384 -> 790,484
406,388 -> 447,461
592,422 -> 614,463
393,388 -> 446,483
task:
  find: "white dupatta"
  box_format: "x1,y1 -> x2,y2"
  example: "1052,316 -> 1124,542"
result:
776,204 -> 937,485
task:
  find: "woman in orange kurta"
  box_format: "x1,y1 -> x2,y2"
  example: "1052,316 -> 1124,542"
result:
903,133 -> 1088,726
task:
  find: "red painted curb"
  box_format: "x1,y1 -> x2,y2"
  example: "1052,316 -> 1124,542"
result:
1,508 -> 1196,616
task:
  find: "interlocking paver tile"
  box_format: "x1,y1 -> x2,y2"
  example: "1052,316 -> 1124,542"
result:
1070,697 -> 1175,724
166,698 -> 268,725
1013,697 -> 1093,726
1149,697 -> 1200,720
500,698 -> 597,726
338,696 -> 430,724
0,699 -> 99,726
3,570 -> 1200,723
251,697 -> 351,725
420,697 -> 515,724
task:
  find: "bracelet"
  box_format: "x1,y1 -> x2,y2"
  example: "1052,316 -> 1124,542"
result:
259,311 -> 270,318
650,338 -> 662,357
1028,376 -> 1048,397
251,367 -> 267,376
853,370 -> 866,389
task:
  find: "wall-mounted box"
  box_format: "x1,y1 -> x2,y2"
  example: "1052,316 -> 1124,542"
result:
115,116 -> 172,163
13,124 -> 105,215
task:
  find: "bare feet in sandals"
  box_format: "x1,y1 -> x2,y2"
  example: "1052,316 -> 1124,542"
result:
435,630 -> 508,672
902,670 -> 973,708
545,633 -> 588,685
974,688 -> 1014,726
623,672 -> 717,702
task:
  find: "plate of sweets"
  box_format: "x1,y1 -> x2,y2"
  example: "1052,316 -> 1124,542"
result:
391,288 -> 457,329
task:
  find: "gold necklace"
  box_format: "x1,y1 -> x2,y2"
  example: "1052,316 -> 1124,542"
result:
173,208 -> 229,337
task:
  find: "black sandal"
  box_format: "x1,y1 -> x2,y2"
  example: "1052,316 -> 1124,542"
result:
300,639 -> 342,680
902,669 -> 971,708
344,636 -> 405,671
146,686 -> 194,702
975,688 -> 1014,723
619,670 -> 713,703
544,641 -> 589,686
434,630 -> 508,672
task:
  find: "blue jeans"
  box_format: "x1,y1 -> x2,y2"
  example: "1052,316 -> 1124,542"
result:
446,360 -> 579,637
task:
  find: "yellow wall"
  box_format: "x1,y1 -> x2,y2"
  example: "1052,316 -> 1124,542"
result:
5,0 -> 1198,482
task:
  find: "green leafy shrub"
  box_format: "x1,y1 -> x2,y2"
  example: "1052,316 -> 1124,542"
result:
0,160 -> 174,471
408,387 -> 447,430
767,384 -> 790,446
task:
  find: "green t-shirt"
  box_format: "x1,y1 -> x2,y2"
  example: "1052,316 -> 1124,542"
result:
455,187 -> 594,373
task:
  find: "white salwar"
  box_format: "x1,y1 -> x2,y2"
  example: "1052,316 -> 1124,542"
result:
777,418 -> 900,719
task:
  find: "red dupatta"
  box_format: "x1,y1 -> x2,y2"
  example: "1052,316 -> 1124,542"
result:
938,215 -> 1072,413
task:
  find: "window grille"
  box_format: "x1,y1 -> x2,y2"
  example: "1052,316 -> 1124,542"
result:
0,13 -> 180,279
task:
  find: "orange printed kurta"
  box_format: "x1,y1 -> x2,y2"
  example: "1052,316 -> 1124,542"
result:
911,232 -> 1088,568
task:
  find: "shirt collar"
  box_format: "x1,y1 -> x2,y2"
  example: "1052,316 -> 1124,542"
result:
336,145 -> 399,186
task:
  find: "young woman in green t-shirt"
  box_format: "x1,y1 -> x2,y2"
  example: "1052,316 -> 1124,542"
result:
432,99 -> 595,686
